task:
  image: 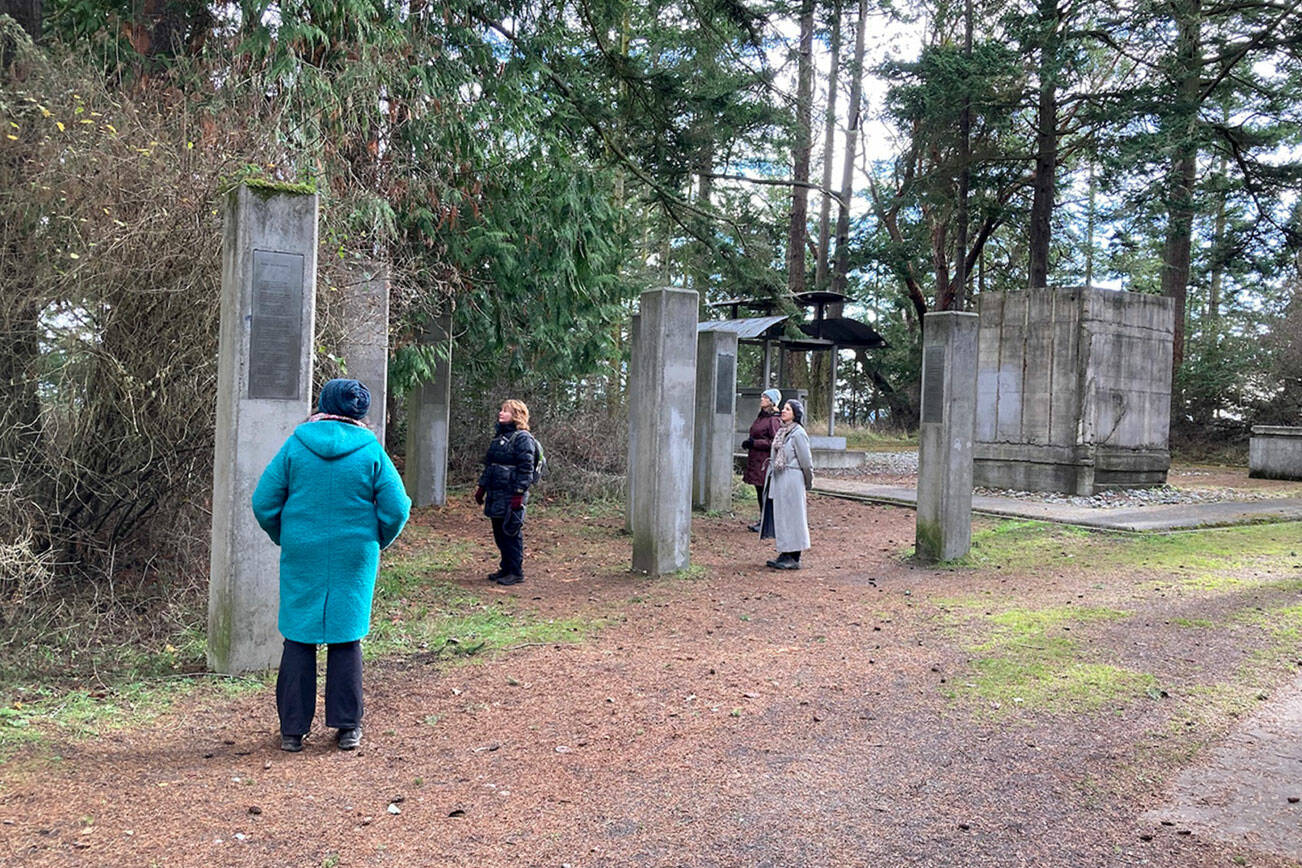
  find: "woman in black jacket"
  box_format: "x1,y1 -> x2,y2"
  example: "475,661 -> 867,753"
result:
473,399 -> 538,586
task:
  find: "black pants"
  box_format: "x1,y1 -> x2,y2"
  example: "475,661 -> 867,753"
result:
275,639 -> 362,736
491,513 -> 525,576
754,484 -> 764,514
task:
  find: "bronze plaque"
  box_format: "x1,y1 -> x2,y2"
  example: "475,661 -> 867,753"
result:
715,352 -> 735,415
248,250 -> 305,400
921,344 -> 945,424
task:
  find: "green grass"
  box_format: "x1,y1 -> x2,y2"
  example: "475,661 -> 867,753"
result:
0,674 -> 268,756
957,519 -> 1301,581
838,426 -> 917,451
941,602 -> 1154,716
367,547 -> 607,658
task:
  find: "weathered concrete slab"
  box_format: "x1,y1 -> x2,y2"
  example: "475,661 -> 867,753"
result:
975,287 -> 1174,495
209,183 -> 317,675
630,288 -> 697,574
1142,675 -> 1302,862
693,329 -> 738,513
1250,426 -> 1302,481
916,311 -> 979,561
405,312 -> 453,507
813,477 -> 1302,532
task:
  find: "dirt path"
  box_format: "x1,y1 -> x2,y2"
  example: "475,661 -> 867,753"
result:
2,495 -> 1300,867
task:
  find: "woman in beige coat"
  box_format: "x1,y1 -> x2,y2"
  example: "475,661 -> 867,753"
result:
759,399 -> 814,569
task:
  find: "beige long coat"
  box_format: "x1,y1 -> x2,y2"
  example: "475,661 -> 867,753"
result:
764,424 -> 814,553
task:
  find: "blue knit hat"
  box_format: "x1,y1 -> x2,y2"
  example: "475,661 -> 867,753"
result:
785,398 -> 805,425
762,388 -> 782,406
318,378 -> 371,419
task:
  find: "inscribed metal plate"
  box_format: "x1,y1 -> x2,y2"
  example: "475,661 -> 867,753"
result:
921,344 -> 946,424
715,353 -> 736,415
248,250 -> 305,400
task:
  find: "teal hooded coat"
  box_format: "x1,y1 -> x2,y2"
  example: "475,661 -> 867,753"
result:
251,420 -> 411,644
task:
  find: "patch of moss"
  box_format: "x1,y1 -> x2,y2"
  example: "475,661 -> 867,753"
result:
942,603 -> 1151,716
954,520 -> 1092,570
242,177 -> 316,196
955,520 -> 1302,592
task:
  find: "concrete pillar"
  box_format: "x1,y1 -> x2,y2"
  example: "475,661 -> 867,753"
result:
693,329 -> 739,512
405,311 -> 453,507
915,311 -> 979,563
625,313 -> 641,534
209,183 -> 318,674
630,288 -> 697,574
339,262 -> 389,444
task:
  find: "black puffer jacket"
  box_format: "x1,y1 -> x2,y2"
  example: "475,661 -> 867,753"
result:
477,422 -> 537,518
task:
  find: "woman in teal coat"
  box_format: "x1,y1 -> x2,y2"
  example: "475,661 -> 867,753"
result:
252,379 -> 411,752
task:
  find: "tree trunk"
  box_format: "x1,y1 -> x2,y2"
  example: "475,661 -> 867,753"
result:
815,0 -> 842,291
946,0 -> 974,311
831,0 -> 868,296
1,0 -> 42,68
1026,0 -> 1061,291
786,0 -> 816,296
1084,160 -> 1096,288
1160,0 -> 1203,401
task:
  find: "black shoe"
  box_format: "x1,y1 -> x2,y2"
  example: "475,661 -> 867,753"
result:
766,559 -> 783,569
747,522 -> 761,532
337,727 -> 362,751
774,554 -> 801,570
280,734 -> 304,752
486,569 -> 507,581
495,573 -> 524,586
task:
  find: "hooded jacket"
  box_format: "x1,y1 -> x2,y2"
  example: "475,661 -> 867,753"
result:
477,421 -> 537,518
252,419 -> 411,644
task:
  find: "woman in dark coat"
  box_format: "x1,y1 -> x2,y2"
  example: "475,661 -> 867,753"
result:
741,388 -> 783,532
252,379 -> 412,753
474,398 -> 538,586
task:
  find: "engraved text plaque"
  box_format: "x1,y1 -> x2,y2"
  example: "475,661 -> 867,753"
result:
715,353 -> 735,415
921,344 -> 946,424
248,250 -> 304,400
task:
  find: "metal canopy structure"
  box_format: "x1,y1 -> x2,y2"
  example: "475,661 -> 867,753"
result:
696,314 -> 788,340
701,292 -> 888,436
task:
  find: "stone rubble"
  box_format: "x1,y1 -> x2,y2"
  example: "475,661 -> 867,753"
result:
823,451 -> 1286,509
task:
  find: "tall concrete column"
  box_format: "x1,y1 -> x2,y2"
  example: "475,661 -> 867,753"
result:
693,329 -> 739,512
209,183 -> 318,674
405,311 -> 453,507
339,262 -> 389,444
630,288 -> 697,574
625,313 -> 641,534
915,311 -> 979,563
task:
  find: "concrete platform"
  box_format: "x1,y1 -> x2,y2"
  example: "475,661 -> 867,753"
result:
813,477 -> 1302,532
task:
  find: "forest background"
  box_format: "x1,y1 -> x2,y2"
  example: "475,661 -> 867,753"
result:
0,0 -> 1299,678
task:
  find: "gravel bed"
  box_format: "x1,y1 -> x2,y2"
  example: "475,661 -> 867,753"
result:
823,450 -> 1289,509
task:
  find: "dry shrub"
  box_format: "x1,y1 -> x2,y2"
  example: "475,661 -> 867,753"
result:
0,39 -> 320,679
443,378 -> 629,504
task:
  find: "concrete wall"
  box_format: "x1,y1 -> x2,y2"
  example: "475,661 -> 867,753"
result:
693,330 -> 739,513
630,289 -> 697,575
405,312 -> 453,507
916,312 -> 978,562
1249,426 -> 1302,480
338,262 -> 389,444
209,184 -> 317,674
974,287 -> 1174,494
